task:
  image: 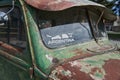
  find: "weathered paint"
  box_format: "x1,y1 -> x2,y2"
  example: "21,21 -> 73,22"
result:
47,39 -> 120,80
49,51 -> 120,80
0,50 -> 30,70
0,0 -> 119,80
103,59 -> 120,80
25,0 -> 104,11
0,1 -> 33,80
0,41 -> 22,54
15,0 -> 120,79
19,0 -> 49,79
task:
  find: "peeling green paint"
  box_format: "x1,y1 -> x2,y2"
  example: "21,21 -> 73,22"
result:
0,0 -> 120,80
77,52 -> 120,79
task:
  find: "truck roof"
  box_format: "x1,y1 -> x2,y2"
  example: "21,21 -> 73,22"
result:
25,0 -> 116,21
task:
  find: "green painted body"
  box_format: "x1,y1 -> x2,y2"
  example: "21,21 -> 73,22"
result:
0,0 -> 120,80
107,31 -> 120,40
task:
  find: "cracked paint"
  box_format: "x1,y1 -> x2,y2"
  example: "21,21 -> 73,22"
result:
49,51 -> 120,80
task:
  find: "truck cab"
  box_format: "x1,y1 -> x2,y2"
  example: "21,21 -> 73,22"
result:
0,0 -> 120,80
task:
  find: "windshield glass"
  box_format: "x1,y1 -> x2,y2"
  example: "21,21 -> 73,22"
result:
38,7 -> 105,48
41,23 -> 92,48
38,7 -> 92,48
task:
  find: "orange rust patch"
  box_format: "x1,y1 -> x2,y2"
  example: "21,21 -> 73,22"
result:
72,48 -> 84,55
0,41 -> 22,54
63,53 -> 94,64
90,67 -> 103,75
103,59 -> 120,80
25,0 -> 74,11
55,63 -> 93,80
65,48 -> 94,63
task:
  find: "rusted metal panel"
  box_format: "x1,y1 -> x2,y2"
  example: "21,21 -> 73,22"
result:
0,41 -> 22,54
103,59 -> 120,80
25,0 -> 104,11
49,51 -> 120,80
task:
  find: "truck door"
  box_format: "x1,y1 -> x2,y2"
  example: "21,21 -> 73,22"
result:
0,6 -> 26,50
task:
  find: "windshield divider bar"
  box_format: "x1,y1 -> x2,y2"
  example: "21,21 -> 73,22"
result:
85,8 -> 98,43
95,10 -> 105,32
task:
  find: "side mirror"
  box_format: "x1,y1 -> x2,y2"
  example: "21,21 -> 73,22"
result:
0,11 -> 8,25
0,0 -> 15,24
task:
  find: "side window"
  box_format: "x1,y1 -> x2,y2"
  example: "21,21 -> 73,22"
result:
0,6 -> 26,49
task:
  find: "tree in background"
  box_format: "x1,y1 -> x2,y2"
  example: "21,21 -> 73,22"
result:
112,0 -> 120,27
112,0 -> 120,16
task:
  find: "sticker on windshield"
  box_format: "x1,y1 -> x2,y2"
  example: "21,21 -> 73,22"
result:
46,33 -> 75,45
40,23 -> 92,48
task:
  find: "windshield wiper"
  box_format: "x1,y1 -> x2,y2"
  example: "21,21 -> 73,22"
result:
85,8 -> 98,43
86,8 -> 105,44
87,44 -> 118,54
95,10 -> 104,30
95,10 -> 105,40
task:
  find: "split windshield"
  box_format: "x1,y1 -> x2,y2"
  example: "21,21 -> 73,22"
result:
38,7 -> 106,48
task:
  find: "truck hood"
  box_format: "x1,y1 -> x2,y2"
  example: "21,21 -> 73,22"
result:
25,0 -> 116,21
47,40 -> 120,80
49,49 -> 120,80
